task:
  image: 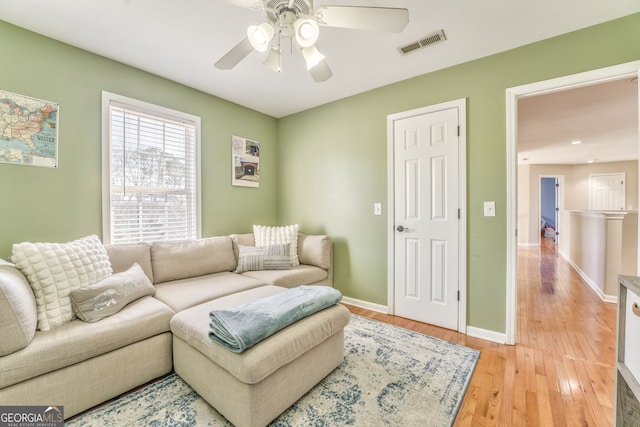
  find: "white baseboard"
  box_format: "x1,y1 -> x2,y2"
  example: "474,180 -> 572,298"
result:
518,242 -> 540,247
342,296 -> 509,344
558,250 -> 617,304
340,296 -> 388,314
466,326 -> 507,344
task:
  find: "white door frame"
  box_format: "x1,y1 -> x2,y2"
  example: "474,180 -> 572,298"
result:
506,60 -> 640,345
386,98 -> 467,333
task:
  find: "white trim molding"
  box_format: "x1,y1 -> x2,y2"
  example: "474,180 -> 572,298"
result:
386,98 -> 467,334
505,60 -> 640,346
341,296 -> 388,314
466,326 -> 507,344
558,250 -> 618,304
518,242 -> 541,247
342,294 -> 514,345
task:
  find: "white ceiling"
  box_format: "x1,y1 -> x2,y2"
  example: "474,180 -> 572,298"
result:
518,78 -> 639,165
1,0 -> 639,119
1,0 -> 638,165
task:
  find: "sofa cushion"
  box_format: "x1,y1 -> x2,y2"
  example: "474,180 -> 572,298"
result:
298,234 -> 332,269
241,265 -> 328,288
230,233 -> 255,262
104,243 -> 153,283
0,260 -> 37,356
234,244 -> 291,273
253,224 -> 299,267
153,271 -> 267,312
0,296 -> 173,389
70,263 -> 156,323
151,237 -> 237,284
11,235 -> 113,331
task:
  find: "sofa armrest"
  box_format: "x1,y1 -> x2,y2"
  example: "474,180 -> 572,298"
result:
229,233 -> 255,262
297,234 -> 331,269
231,233 -> 333,287
298,234 -> 333,287
0,260 -> 37,356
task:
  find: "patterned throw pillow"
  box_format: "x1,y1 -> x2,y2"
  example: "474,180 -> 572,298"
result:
253,224 -> 299,267
234,244 -> 291,273
11,235 -> 113,331
70,263 -> 155,322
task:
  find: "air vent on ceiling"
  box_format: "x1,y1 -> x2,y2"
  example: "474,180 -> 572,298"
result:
399,30 -> 447,56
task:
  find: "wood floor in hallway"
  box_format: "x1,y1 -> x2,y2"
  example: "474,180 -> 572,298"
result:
346,237 -> 618,426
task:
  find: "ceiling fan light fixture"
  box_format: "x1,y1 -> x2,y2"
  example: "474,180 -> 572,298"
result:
247,22 -> 274,52
263,47 -> 281,72
294,18 -> 319,48
301,45 -> 325,70
219,2 -> 409,84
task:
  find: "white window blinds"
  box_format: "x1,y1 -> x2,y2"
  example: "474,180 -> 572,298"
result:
103,93 -> 200,244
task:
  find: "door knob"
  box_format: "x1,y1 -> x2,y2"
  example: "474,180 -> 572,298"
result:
396,225 -> 409,232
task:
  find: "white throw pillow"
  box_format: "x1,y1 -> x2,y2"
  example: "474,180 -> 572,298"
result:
11,235 -> 113,331
253,224 -> 299,267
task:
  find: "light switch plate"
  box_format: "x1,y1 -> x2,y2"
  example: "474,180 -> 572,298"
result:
483,201 -> 496,217
374,203 -> 382,216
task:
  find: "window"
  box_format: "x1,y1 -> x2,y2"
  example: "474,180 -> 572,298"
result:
102,92 -> 201,244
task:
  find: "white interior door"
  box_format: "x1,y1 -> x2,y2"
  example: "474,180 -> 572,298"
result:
590,173 -> 625,210
391,105 -> 460,330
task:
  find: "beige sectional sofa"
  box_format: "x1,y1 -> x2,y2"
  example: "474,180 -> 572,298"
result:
0,232 -> 334,419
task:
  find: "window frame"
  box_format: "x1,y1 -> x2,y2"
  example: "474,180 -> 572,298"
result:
101,91 -> 202,245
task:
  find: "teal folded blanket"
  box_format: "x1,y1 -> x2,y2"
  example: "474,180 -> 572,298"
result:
209,285 -> 342,353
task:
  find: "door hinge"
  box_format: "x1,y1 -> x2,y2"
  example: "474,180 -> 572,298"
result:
457,126 -> 460,137
457,290 -> 460,301
556,183 -> 559,188
458,208 -> 461,219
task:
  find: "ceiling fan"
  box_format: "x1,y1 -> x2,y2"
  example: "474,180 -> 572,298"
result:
215,0 -> 409,82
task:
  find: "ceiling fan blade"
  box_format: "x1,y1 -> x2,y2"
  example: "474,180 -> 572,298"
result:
222,0 -> 264,10
315,6 -> 409,33
214,38 -> 254,70
308,59 -> 332,83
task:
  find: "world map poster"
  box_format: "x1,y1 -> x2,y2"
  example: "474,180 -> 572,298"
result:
0,90 -> 59,168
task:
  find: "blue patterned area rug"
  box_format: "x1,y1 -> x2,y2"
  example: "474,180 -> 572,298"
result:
67,314 -> 479,427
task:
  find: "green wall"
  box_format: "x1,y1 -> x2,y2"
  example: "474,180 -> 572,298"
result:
277,13 -> 640,333
2,14 -> 640,335
0,21 -> 278,260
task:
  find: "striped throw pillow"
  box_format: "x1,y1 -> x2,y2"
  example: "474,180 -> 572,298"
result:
234,244 -> 291,273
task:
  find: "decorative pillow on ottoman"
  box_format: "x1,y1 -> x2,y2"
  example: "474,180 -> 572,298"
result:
253,224 -> 299,267
11,235 -> 113,331
70,263 -> 155,322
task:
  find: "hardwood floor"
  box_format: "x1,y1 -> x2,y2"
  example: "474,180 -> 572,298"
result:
346,238 -> 618,426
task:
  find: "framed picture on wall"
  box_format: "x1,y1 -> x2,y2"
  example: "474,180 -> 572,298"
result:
0,89 -> 59,168
232,135 -> 260,188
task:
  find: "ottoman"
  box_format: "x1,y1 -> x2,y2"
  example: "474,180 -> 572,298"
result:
170,285 -> 350,427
